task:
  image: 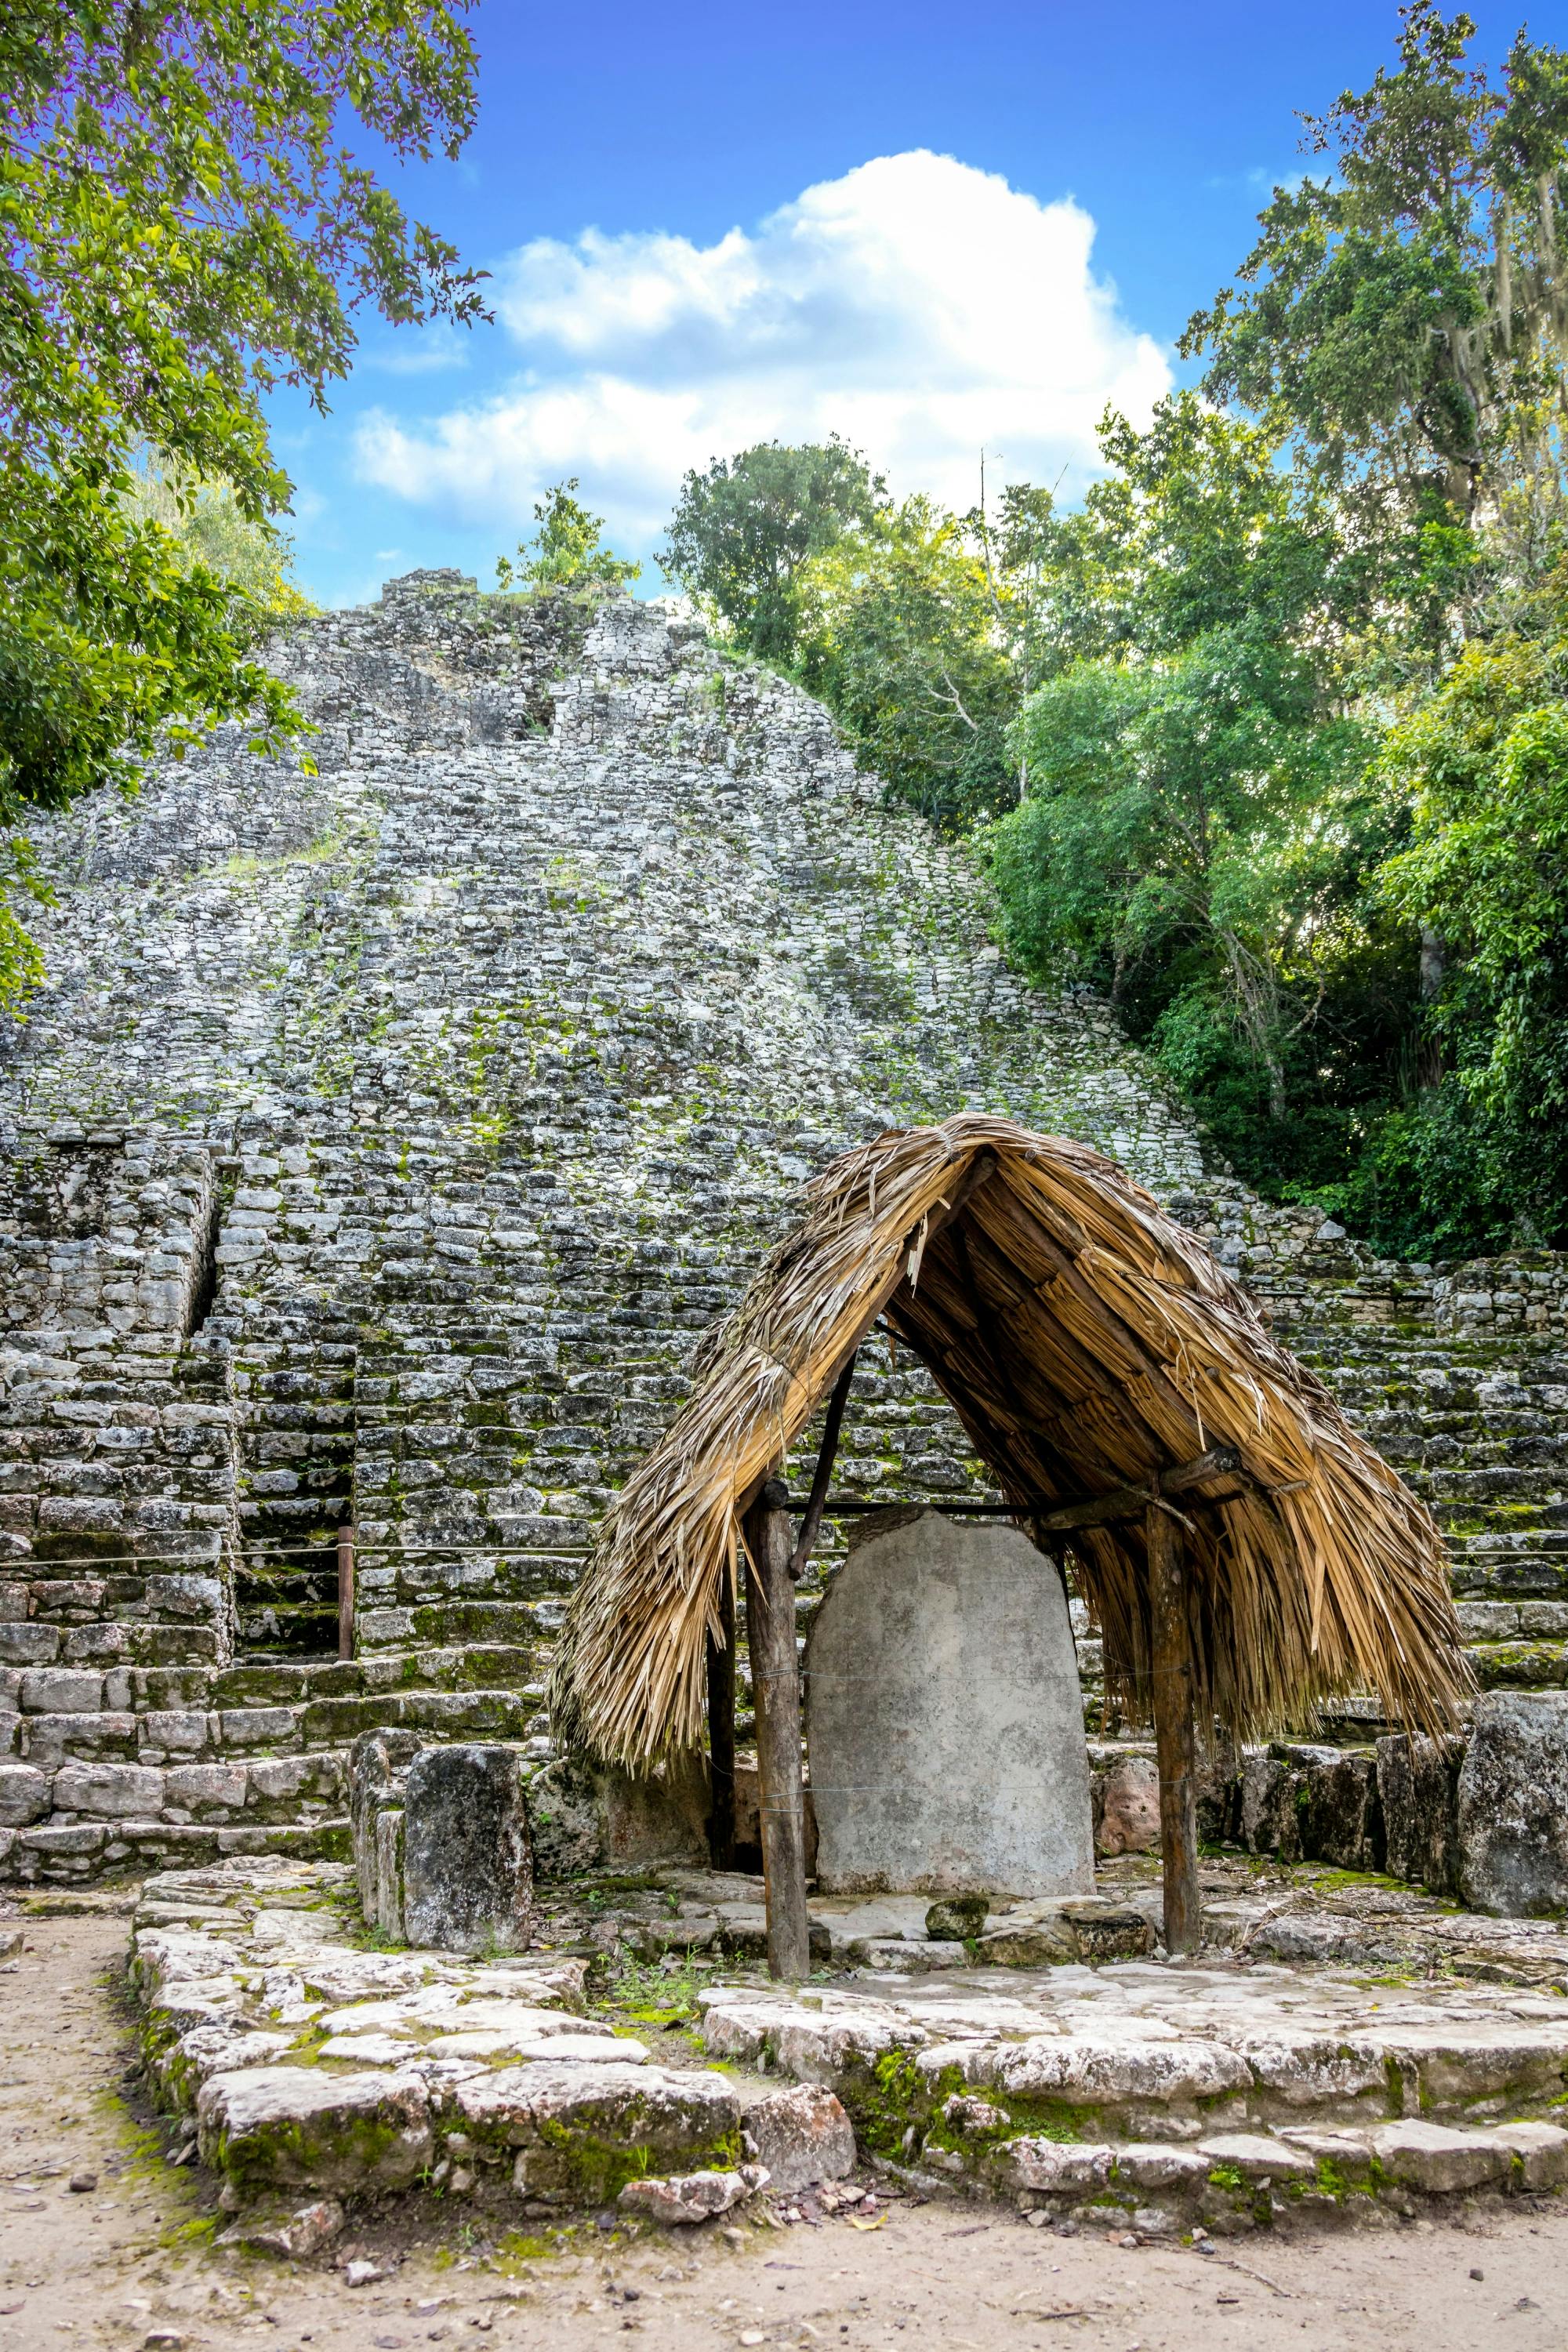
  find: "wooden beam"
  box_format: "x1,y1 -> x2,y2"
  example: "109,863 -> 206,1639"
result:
1033,1449 -> 1243,1532
743,1480 -> 812,1981
706,1563 -> 736,1871
789,1350 -> 858,1581
1149,1495 -> 1201,1957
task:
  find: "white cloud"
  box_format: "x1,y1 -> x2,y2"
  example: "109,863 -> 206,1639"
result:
353,150 -> 1171,549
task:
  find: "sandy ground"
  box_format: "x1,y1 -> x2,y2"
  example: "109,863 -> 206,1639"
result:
4,1910 -> 1568,2352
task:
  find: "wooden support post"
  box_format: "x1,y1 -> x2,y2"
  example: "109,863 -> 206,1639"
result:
743,1479 -> 811,1982
336,1524 -> 356,1663
790,1350 -> 857,1581
1148,1497 -> 1200,1957
706,1563 -> 737,1871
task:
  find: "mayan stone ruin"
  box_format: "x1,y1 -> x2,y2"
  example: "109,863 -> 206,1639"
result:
2,566 -> 1567,1902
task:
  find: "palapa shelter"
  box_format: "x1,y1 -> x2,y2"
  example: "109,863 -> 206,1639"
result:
551,1113 -> 1472,1970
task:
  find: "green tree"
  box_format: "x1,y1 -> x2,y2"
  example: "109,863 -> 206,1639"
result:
1373,611 -> 1568,1244
793,495 -> 1018,828
661,437 -> 885,659
1185,5 -> 1568,539
125,462 -> 316,615
495,480 -> 641,594
0,0 -> 483,1000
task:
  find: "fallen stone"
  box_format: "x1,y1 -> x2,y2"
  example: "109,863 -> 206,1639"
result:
742,2085 -> 856,2194
1369,2121 -> 1513,2194
215,2197 -> 346,2258
400,1743 -> 535,1955
924,1895 -> 988,1940
1094,1755 -> 1160,1857
617,2166 -> 766,2224
1457,1695 -> 1568,1916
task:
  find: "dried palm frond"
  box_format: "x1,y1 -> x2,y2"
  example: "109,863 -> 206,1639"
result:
550,1115 -> 1472,1768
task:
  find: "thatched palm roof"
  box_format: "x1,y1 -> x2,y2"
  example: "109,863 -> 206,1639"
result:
550,1114 -> 1472,1767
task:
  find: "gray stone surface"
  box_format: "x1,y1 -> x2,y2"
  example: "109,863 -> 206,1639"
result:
401,1744 -> 535,1953
742,2085 -> 855,2193
1457,1693 -> 1568,1915
1378,1733 -> 1465,1896
805,1510 -> 1094,1896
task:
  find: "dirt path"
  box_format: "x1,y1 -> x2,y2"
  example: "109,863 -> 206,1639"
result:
4,1908 -> 1568,2352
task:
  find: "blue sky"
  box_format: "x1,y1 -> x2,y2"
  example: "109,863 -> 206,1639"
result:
277,1 -> 1565,608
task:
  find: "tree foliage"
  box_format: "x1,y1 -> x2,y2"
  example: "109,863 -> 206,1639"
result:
793,497 -> 1019,827
0,0 -> 482,1002
661,437 -> 885,660
495,480 -> 641,596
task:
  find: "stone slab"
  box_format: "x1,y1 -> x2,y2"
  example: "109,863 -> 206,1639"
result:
805,1510 -> 1094,1896
401,1743 -> 535,1955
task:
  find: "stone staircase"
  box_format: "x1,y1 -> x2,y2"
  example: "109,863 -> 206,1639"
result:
8,577 -> 1568,1888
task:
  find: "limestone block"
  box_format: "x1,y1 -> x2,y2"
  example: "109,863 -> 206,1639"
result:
197,2065 -> 433,2193
1196,2132 -> 1313,2183
1298,1748 -> 1384,1872
401,1744 -> 534,1954
0,1624 -> 61,1667
524,1751 -> 711,1880
1493,2120 -> 1568,2188
346,1725 -> 423,1917
619,2168 -> 764,2223
1094,1754 -> 1160,1857
374,1807 -> 405,1939
1111,2143 -> 1208,2190
20,1668 -> 103,1714
138,1710 -> 210,1756
742,2085 -> 856,2192
1457,1695 -> 1568,1915
0,1762 -> 50,1826
1240,1751 -> 1303,1860
1377,1733 -> 1465,1896
164,1764 -> 249,1815
991,2034 -> 1252,2109
450,2060 -> 742,2201
1369,2120 -> 1513,2194
998,2138 -> 1113,2193
53,1761 -> 165,1817
806,1510 -> 1093,1896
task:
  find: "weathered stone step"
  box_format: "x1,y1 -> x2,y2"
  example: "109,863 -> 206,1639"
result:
1467,1639 -> 1568,1690
5,1810 -> 348,1886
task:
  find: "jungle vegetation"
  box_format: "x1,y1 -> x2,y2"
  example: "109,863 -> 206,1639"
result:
663,5 -> 1568,1261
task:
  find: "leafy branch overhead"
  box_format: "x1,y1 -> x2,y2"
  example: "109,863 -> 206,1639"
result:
663,6 -> 1568,1261
0,0 -> 485,1000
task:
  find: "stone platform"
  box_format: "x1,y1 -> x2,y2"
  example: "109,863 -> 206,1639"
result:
122,1853 -> 1568,2249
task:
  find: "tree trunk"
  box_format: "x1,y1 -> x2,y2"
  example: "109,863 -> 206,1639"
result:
706,1566 -> 736,1871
